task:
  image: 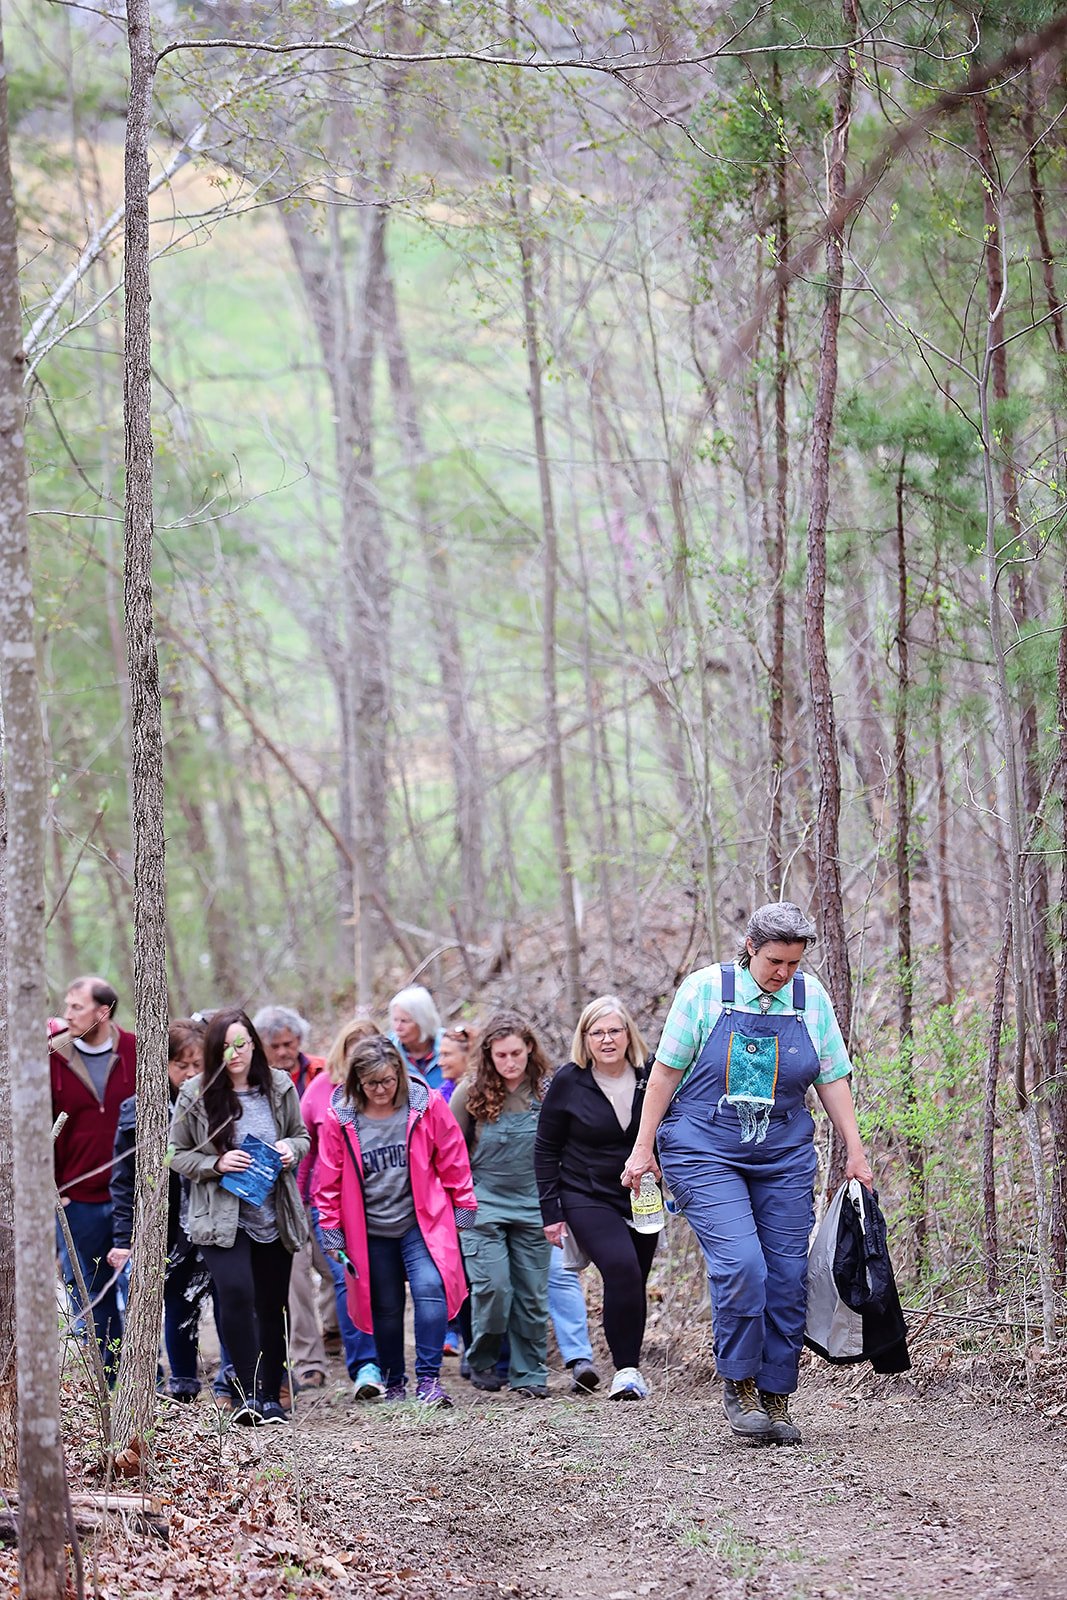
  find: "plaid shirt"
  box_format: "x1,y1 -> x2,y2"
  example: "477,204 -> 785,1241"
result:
655,962 -> 853,1089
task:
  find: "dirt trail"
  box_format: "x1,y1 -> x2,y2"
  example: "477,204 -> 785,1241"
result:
274,1355 -> 1067,1600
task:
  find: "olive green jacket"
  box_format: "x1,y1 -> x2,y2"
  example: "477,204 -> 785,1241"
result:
169,1068 -> 310,1251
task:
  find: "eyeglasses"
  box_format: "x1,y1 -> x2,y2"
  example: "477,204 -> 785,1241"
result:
362,1075 -> 398,1090
587,1027 -> 626,1042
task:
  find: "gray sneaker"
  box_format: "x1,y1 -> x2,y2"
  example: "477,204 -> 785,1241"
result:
759,1390 -> 802,1445
721,1378 -> 774,1443
568,1358 -> 600,1393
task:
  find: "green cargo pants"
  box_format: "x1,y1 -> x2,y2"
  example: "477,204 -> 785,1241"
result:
461,1219 -> 551,1388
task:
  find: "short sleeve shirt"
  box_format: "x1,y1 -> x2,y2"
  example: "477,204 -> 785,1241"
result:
655,963 -> 853,1089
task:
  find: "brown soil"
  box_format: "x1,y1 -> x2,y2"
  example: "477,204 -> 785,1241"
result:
17,1334 -> 1064,1598
262,1347 -> 1067,1600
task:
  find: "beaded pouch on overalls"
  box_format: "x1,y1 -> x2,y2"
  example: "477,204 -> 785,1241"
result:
716,966 -> 804,1145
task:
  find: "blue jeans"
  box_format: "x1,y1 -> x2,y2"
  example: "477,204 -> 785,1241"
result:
163,1249 -> 204,1396
57,1200 -> 123,1383
548,1247 -> 593,1364
366,1225 -> 446,1388
311,1209 -> 377,1377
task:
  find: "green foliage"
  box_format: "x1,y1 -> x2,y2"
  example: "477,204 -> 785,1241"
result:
688,78 -> 829,283
857,1001 -> 1018,1286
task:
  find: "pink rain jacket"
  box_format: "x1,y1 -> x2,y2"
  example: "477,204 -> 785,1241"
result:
313,1077 -> 477,1333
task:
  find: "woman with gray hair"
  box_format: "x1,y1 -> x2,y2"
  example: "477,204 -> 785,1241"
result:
389,985 -> 444,1090
623,903 -> 872,1448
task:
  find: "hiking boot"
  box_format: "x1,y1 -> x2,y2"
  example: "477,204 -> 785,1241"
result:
759,1390 -> 802,1445
721,1378 -> 774,1443
415,1375 -> 453,1408
470,1368 -> 504,1392
512,1384 -> 549,1398
608,1367 -> 648,1401
353,1362 -> 385,1401
568,1358 -> 600,1393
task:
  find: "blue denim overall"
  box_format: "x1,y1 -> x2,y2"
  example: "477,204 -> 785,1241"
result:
658,964 -> 820,1394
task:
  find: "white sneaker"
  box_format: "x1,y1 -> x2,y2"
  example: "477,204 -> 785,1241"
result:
608,1366 -> 648,1400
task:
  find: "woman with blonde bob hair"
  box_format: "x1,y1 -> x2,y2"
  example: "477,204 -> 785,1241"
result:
534,995 -> 656,1400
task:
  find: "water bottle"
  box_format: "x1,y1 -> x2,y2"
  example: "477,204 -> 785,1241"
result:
630,1172 -> 666,1234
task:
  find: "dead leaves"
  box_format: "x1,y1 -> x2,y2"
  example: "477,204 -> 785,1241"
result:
111,1436 -> 144,1478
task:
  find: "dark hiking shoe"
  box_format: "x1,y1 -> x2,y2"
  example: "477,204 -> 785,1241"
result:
470,1368 -> 504,1392
259,1399 -> 291,1425
568,1358 -> 600,1393
512,1384 -> 549,1398
230,1400 -> 264,1426
759,1390 -> 802,1445
721,1378 -> 774,1443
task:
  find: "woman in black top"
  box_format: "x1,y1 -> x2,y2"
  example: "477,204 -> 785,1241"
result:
534,995 -> 654,1400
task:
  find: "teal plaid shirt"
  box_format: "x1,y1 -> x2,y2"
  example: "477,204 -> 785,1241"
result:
655,962 -> 853,1089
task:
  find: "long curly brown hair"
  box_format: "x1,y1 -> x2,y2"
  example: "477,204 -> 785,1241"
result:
466,1011 -> 550,1123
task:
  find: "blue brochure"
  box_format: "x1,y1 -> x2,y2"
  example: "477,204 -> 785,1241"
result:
219,1133 -> 284,1206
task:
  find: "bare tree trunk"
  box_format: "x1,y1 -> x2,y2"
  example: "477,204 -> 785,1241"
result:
112,0 -> 169,1458
0,3 -> 67,1580
766,58 -> 790,897
1023,67 -> 1066,361
1022,67 -> 1067,1276
1056,536 -> 1067,1279
202,678 -> 254,987
975,93 -> 1055,1102
804,0 -> 857,1050
0,765 -> 15,1483
378,258 -> 485,937
508,137 -> 582,1018
975,98 -> 1055,1343
893,454 -> 925,1267
284,193 -> 391,1001
930,559 -> 956,1004
983,905 -> 1011,1298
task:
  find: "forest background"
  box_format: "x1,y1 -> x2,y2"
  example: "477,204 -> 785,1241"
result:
3,0 -> 1067,1583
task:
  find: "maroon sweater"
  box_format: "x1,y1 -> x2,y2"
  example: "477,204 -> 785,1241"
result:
51,1028 -> 137,1204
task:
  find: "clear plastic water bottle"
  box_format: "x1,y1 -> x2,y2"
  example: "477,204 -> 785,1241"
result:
630,1172 -> 666,1233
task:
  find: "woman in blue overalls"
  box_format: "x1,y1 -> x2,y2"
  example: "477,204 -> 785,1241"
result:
623,903 -> 873,1446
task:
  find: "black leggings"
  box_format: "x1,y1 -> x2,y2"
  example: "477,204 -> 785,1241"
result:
564,1203 -> 658,1370
200,1233 -> 293,1403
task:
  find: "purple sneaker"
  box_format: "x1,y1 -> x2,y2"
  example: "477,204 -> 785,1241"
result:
384,1381 -> 408,1402
415,1375 -> 453,1409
